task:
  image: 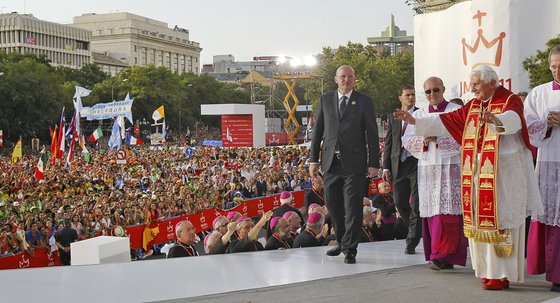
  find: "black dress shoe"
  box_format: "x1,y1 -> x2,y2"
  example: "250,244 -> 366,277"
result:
428,259 -> 444,271
551,283 -> 560,292
344,253 -> 356,264
404,247 -> 415,255
441,263 -> 454,270
326,246 -> 342,256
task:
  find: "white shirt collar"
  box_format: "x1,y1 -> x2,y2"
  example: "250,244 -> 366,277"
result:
337,90 -> 353,101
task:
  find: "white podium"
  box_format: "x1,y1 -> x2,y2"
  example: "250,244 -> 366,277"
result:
71,236 -> 130,266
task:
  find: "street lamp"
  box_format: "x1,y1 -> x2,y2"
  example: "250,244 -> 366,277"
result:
111,78 -> 128,100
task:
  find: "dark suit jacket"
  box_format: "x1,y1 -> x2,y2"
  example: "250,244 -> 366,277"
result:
383,107 -> 418,178
310,90 -> 379,174
293,229 -> 325,248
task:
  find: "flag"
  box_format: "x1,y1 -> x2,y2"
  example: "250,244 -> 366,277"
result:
125,133 -> 143,145
108,121 -> 122,150
152,105 -> 165,121
65,112 -> 77,140
186,127 -> 190,137
65,114 -> 78,169
90,127 -> 103,142
79,135 -> 88,153
134,124 -> 140,136
226,126 -> 233,142
51,126 -> 58,165
12,139 -> 22,163
35,148 -> 47,180
0,130 -> 3,146
56,107 -> 66,160
73,86 -> 91,99
162,118 -> 167,143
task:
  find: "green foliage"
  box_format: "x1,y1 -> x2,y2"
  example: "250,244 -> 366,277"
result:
0,52 -> 250,145
301,42 -> 414,118
523,36 -> 560,88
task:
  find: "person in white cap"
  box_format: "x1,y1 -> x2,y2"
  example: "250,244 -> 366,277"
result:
394,64 -> 543,290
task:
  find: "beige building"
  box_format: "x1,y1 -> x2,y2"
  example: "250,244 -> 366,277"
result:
0,12 -> 92,69
72,12 -> 202,74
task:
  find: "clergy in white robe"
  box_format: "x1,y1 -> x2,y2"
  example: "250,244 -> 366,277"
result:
525,46 -> 560,292
403,97 -> 467,270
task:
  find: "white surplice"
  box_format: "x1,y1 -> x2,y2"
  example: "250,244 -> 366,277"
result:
402,102 -> 462,218
524,81 -> 560,227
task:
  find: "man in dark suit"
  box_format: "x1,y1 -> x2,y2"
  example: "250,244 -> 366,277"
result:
309,65 -> 380,264
255,174 -> 267,197
382,84 -> 421,254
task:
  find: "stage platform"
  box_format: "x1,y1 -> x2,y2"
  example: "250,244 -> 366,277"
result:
1,239 -> 559,303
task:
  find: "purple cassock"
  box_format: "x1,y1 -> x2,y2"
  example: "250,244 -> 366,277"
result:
527,222 -> 560,284
422,215 -> 468,266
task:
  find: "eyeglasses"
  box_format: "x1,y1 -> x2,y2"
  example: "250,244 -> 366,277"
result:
425,88 -> 441,95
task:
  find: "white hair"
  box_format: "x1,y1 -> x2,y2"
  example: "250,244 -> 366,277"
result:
363,206 -> 373,216
175,220 -> 192,237
204,231 -> 222,254
469,65 -> 499,84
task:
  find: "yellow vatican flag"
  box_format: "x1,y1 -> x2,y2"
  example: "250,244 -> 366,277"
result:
12,139 -> 22,163
152,105 -> 165,121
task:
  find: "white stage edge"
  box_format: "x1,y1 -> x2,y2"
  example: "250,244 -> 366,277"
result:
71,236 -> 130,266
0,240 -> 429,303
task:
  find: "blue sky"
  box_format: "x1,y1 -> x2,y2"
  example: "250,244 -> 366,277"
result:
6,0 -> 415,65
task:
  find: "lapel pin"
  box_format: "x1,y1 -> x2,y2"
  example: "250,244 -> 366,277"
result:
351,101 -> 356,105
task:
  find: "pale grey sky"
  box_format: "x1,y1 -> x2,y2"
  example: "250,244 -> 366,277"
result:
5,0 -> 415,65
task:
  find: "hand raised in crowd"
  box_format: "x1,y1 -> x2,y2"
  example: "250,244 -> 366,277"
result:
320,224 -> 329,239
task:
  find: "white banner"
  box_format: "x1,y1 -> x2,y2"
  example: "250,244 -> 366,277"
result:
414,0 -> 560,107
83,94 -> 134,123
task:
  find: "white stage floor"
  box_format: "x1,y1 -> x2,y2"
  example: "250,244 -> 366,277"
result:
0,240 -> 428,303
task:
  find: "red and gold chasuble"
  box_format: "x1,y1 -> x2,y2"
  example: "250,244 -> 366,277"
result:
439,87 -> 530,257
460,96 -> 514,245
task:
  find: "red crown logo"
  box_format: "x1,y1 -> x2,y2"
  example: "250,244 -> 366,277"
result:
461,10 -> 506,69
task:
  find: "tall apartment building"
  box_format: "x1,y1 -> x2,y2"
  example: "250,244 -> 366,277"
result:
72,12 -> 202,74
0,12 -> 92,69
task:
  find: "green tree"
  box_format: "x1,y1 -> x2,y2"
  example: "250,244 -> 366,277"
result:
301,42 -> 414,118
0,52 -> 66,143
523,36 -> 560,88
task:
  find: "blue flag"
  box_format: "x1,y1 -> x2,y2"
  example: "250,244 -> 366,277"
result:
108,121 -> 122,150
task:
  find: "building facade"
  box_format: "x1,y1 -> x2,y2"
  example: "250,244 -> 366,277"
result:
367,14 -> 413,56
73,12 -> 202,74
0,13 -> 92,69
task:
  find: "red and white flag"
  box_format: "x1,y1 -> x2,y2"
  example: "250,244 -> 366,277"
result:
90,127 -> 103,142
35,148 -> 47,180
125,133 -> 143,145
0,130 -> 3,146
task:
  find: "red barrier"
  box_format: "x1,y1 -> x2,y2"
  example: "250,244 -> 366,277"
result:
0,248 -> 60,270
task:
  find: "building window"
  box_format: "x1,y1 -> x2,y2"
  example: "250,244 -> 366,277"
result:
134,57 -> 138,64
134,45 -> 137,52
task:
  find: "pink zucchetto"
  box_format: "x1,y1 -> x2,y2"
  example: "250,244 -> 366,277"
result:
270,217 -> 281,230
283,211 -> 294,220
307,212 -> 322,224
280,191 -> 292,204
